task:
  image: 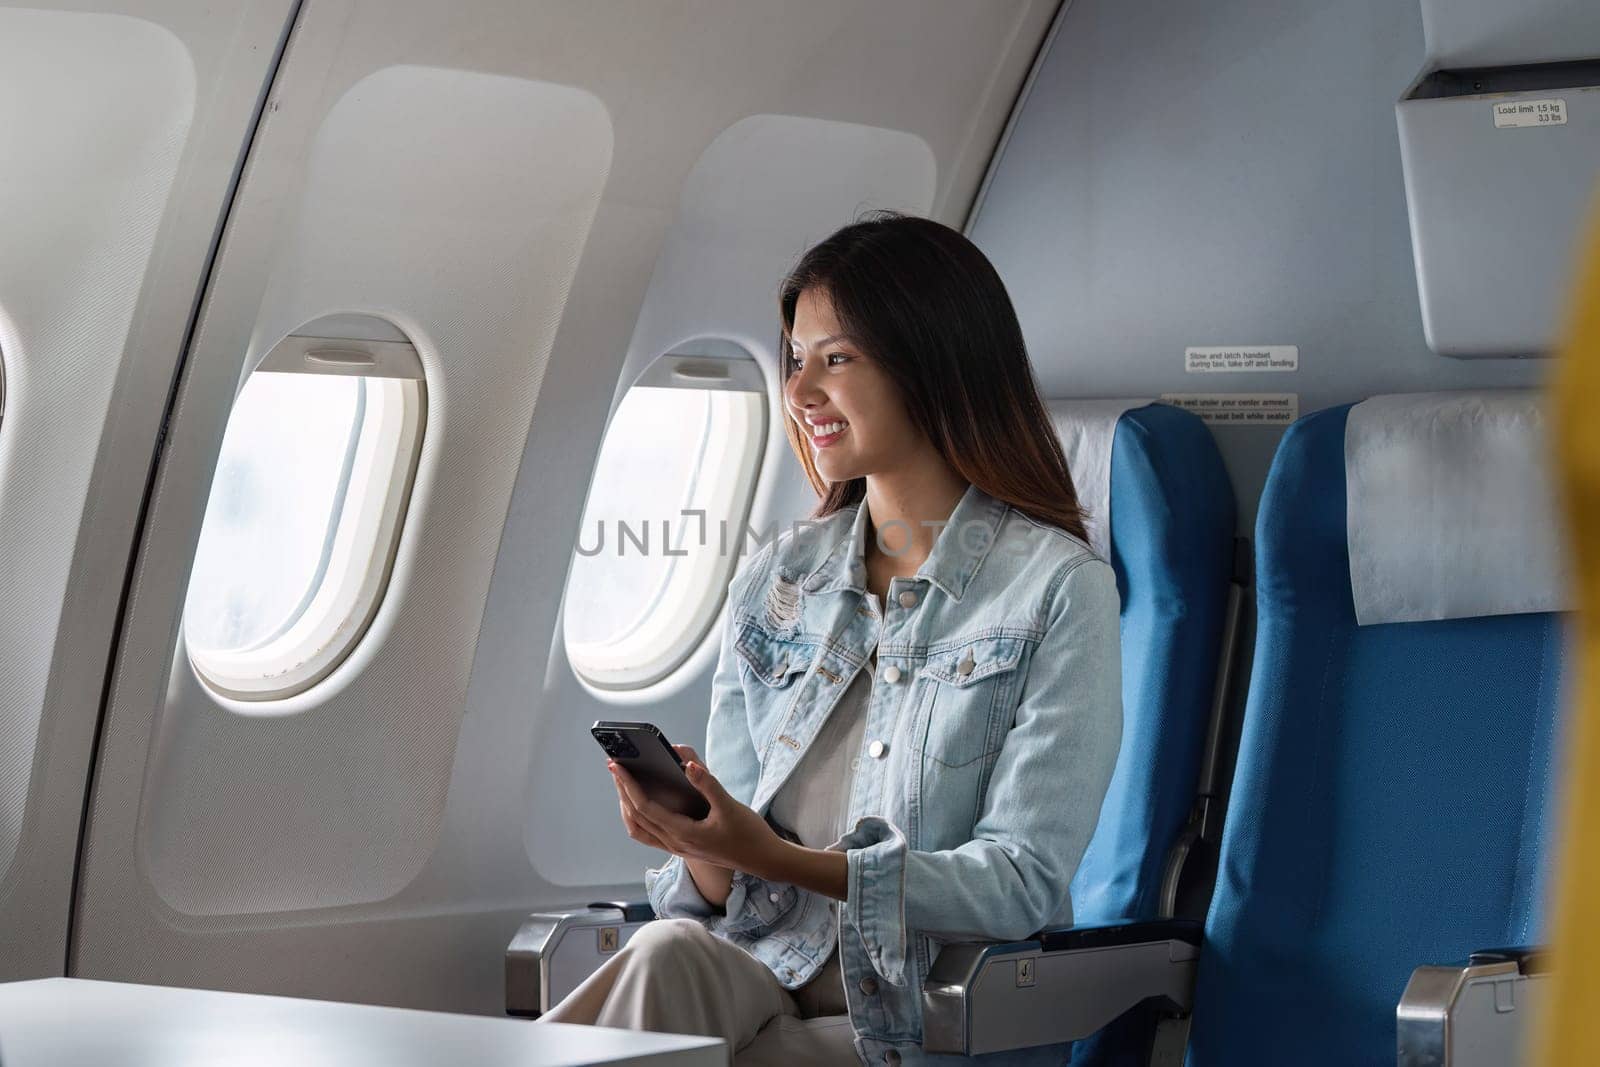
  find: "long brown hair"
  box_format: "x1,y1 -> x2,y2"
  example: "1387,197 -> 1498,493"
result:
778,211 -> 1089,543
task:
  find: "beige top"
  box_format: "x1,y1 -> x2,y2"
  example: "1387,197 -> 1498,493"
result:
766,597 -> 877,850
763,592 -> 879,1019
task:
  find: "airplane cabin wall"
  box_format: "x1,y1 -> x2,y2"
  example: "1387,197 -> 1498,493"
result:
67,0 -> 1058,1016
0,0 -> 299,981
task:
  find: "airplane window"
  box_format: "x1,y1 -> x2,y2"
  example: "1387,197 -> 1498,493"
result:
565,346 -> 766,690
184,322 -> 426,701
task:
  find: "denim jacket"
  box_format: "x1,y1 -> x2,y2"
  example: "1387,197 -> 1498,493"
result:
645,483 -> 1123,1065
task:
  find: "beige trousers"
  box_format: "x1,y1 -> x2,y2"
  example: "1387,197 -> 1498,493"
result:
537,917 -> 859,1065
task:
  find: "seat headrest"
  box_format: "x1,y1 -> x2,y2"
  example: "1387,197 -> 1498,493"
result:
1045,399 -> 1154,559
1345,389 -> 1571,625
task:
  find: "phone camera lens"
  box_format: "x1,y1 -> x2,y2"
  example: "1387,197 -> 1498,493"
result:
595,730 -> 638,759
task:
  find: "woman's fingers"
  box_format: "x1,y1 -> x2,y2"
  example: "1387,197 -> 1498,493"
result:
610,765 -> 690,849
613,774 -> 670,850
610,766 -> 735,868
612,762 -> 702,840
624,792 -> 675,844
610,761 -> 651,808
682,760 -> 730,807
623,814 -> 669,851
613,764 -> 677,832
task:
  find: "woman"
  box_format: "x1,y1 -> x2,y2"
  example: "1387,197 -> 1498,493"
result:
541,212 -> 1123,1064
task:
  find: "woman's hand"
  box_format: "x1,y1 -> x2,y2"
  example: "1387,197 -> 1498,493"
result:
609,745 -> 786,880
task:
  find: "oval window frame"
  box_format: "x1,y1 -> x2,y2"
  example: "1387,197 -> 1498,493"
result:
184,315 -> 427,701
564,340 -> 767,691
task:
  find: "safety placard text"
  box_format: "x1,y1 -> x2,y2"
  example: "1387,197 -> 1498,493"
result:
1158,393 -> 1299,426
1185,345 -> 1298,373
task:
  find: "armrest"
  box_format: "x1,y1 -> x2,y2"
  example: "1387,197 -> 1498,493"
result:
921,919 -> 1203,1056
505,900 -> 656,1017
1037,917 -> 1204,952
1466,946 -> 1549,975
1397,944 -> 1550,1067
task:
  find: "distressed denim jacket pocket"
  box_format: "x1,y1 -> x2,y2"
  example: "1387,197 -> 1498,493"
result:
733,621 -> 813,752
917,633 -> 1029,768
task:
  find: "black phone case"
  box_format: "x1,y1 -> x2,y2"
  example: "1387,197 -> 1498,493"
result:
592,720 -> 711,820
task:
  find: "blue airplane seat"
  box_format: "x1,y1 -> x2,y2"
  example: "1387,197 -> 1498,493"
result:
1047,400 -> 1238,1067
1185,395 -> 1567,1067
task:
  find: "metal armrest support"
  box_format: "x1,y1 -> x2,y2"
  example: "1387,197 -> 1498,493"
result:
1397,945 -> 1549,1067
506,900 -> 656,1017
921,918 -> 1203,1056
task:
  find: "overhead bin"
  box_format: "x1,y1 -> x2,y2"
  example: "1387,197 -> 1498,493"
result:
1396,1 -> 1600,357
1420,0 -> 1600,69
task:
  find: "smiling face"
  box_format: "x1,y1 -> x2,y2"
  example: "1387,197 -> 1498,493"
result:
783,286 -> 928,485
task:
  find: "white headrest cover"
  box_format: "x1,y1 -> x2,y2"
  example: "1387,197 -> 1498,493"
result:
1046,398 -> 1153,560
1345,390 -> 1571,625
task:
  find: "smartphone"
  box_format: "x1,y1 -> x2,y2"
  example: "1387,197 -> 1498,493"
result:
592,720 -> 711,820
